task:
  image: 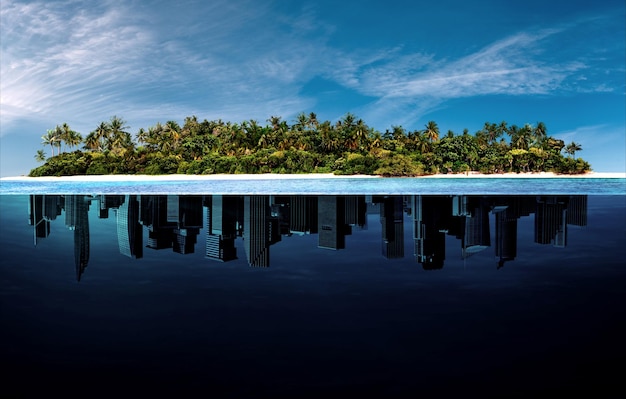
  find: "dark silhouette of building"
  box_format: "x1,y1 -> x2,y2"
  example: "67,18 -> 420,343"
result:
271,196 -> 292,236
567,195 -> 588,227
244,196 -> 273,267
493,205 -> 518,269
67,195 -> 91,281
318,196 -> 348,250
345,195 -> 367,228
166,195 -> 203,254
205,195 -> 239,262
380,196 -> 404,259
96,195 -> 124,219
139,195 -> 176,250
29,195 -> 91,280
289,195 -> 318,235
117,195 -> 143,259
412,195 -> 448,269
535,196 -> 567,247
28,195 -> 51,245
461,197 -> 491,258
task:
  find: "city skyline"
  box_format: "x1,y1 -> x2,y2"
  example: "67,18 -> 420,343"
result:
28,194 -> 589,280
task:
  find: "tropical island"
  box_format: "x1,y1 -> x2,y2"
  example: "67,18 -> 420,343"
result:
29,113 -> 590,177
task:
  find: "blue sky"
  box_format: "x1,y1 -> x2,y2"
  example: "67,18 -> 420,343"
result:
1,0 -> 624,176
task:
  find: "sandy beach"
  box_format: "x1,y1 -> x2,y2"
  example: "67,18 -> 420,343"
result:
1,171 -> 624,182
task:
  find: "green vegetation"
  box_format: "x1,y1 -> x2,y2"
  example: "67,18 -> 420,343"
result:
29,114 -> 590,177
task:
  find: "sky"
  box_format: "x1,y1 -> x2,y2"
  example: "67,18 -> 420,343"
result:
1,0 -> 624,176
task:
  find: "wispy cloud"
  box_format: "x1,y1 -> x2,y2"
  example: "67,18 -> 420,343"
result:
0,0 -> 622,138
0,0 -> 325,133
1,0 -> 160,131
325,13 -> 623,127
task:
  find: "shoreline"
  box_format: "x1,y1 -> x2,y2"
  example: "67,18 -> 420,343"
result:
1,171 -> 625,182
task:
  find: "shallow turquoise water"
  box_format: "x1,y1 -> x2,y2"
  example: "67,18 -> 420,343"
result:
1,177 -> 625,195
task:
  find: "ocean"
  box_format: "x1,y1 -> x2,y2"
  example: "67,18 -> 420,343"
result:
1,176 -> 625,194
1,178 -> 625,397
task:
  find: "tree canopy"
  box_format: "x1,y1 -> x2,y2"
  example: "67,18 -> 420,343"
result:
29,113 -> 590,177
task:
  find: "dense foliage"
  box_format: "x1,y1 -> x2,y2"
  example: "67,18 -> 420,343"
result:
30,113 -> 590,177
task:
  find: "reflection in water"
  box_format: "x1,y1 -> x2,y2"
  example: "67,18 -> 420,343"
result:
4,194 -> 625,397
28,194 -> 588,280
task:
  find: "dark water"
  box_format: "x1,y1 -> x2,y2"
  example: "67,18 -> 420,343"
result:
1,194 -> 625,397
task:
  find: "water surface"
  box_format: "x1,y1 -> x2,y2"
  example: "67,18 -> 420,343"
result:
1,193 -> 625,397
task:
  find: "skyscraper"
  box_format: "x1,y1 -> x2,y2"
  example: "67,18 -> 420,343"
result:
461,197 -> 491,258
71,195 -> 90,281
244,196 -> 271,267
380,196 -> 404,259
168,195 -> 203,254
535,196 -> 567,247
493,205 -> 517,269
117,195 -> 143,259
318,196 -> 347,250
205,195 -> 238,262
28,195 -> 50,245
289,195 -> 318,235
412,195 -> 447,269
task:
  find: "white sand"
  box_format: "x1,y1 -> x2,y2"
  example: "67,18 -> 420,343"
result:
0,173 -> 374,182
419,171 -> 626,179
1,171 -> 624,181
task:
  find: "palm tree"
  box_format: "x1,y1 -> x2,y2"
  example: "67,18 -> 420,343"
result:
423,120 -> 440,142
533,121 -> 547,146
308,112 -> 318,129
163,120 -> 181,150
564,141 -> 582,159
92,122 -> 110,152
136,128 -> 149,145
294,112 -> 309,131
511,124 -> 533,150
34,149 -> 46,162
353,118 -> 369,150
107,116 -> 131,154
368,130 -> 383,152
61,124 -> 82,151
52,125 -> 63,154
83,131 -> 100,152
41,129 -> 57,156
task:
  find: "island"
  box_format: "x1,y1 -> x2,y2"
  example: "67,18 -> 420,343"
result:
29,113 -> 590,177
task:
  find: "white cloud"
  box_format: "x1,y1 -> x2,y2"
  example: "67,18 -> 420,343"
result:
0,0 -> 333,134
323,15 -> 622,128
0,0 -> 622,138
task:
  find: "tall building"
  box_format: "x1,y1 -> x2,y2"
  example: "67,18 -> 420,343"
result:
205,195 -> 238,262
244,196 -> 271,267
117,195 -> 143,259
380,196 -> 404,259
43,195 -> 63,221
345,195 -> 367,228
28,195 -> 50,245
318,196 -> 347,250
535,196 -> 567,247
461,197 -> 491,258
97,195 -> 124,219
167,195 -> 203,254
493,205 -> 517,269
140,195 -> 176,250
412,195 -> 447,269
71,195 -> 91,281
289,195 -> 318,235
270,196 -> 291,236
64,195 -> 78,230
567,195 -> 588,227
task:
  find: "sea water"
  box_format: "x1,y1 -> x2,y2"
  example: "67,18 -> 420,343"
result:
1,180 -> 625,397
1,176 -> 625,194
